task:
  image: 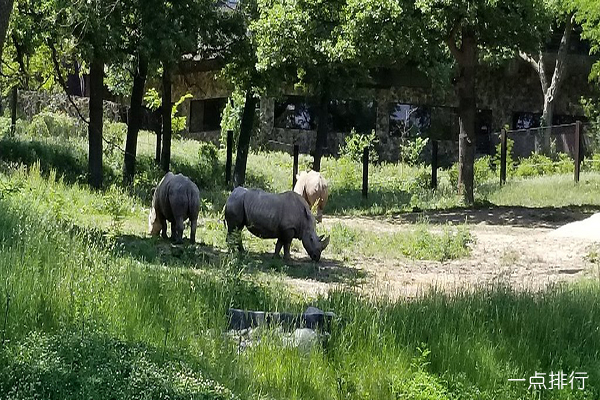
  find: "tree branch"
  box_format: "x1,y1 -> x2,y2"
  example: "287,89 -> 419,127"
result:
547,12 -> 575,103
518,50 -> 539,74
48,40 -> 89,125
445,18 -> 464,63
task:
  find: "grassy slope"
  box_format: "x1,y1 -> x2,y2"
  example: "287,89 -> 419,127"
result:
1,117 -> 600,399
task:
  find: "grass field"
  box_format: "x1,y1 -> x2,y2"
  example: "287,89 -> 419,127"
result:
1,114 -> 600,399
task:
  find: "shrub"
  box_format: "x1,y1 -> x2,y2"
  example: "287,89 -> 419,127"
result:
28,111 -> 86,138
400,136 -> 428,166
474,155 -> 495,184
514,153 -> 554,178
339,128 -> 378,163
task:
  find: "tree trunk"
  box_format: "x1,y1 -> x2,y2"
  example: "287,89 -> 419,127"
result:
160,64 -> 172,173
541,15 -> 574,153
88,53 -> 104,189
520,15 -> 574,153
1,0 -> 16,117
233,89 -> 257,187
456,29 -> 477,205
10,85 -> 16,133
0,0 -> 15,63
155,116 -> 162,164
123,55 -> 148,185
313,86 -> 329,172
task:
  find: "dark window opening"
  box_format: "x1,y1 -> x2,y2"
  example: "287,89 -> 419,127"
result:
274,96 -> 317,130
389,103 -> 431,137
189,98 -> 227,132
329,99 -> 376,134
512,112 -> 586,130
476,109 -> 493,153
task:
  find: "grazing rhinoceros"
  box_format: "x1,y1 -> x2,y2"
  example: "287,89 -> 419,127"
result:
294,170 -> 329,223
148,172 -> 200,244
224,187 -> 330,261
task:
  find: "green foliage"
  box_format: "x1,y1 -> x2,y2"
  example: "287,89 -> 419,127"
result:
143,88 -> 192,135
0,331 -> 235,400
339,128 -> 378,163
102,121 -> 126,158
102,185 -> 132,235
220,90 -> 245,150
400,137 -> 429,166
28,112 -> 87,138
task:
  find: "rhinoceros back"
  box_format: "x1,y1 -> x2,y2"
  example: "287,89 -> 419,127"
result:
154,172 -> 199,222
227,189 -> 312,239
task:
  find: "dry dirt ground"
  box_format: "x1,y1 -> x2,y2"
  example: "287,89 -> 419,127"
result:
281,207 -> 600,299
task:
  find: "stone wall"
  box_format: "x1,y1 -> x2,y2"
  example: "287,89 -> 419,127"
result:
173,54 -> 597,162
16,90 -> 123,122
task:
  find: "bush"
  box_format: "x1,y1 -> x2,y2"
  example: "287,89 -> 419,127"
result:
474,155 -> 496,184
400,137 -> 428,166
339,128 -> 378,163
28,111 -> 86,138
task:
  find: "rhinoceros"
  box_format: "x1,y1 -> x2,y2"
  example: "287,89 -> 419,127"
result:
148,172 -> 200,244
224,187 -> 330,261
294,170 -> 329,223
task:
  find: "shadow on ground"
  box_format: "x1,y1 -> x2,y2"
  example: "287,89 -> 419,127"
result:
116,233 -> 366,286
378,205 -> 600,229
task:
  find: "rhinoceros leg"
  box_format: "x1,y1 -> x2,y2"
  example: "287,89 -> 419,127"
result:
274,239 -> 283,258
174,217 -> 185,244
153,208 -> 169,239
190,218 -> 197,244
280,229 -> 294,260
283,241 -> 292,260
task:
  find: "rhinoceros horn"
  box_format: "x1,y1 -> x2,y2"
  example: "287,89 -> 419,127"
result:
319,235 -> 330,250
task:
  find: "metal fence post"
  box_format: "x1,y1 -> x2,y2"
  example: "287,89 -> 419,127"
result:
500,128 -> 507,185
574,121 -> 581,183
292,144 -> 299,189
10,86 -> 17,134
431,140 -> 438,189
362,147 -> 368,199
225,130 -> 233,186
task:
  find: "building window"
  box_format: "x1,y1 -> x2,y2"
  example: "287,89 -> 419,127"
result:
274,96 -> 317,130
329,99 -> 376,133
513,112 -> 541,130
189,98 -> 227,132
476,109 -> 493,153
512,112 -> 585,130
389,103 -> 431,137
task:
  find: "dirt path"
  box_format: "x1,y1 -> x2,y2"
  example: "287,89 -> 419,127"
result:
281,209 -> 600,299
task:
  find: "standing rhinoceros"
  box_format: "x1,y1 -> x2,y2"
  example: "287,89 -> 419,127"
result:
224,187 -> 330,261
294,170 -> 329,223
148,172 -> 200,244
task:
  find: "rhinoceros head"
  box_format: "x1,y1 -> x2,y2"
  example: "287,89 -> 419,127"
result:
148,207 -> 161,235
301,231 -> 330,262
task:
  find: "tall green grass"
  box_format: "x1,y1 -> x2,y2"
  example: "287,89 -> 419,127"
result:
0,163 -> 599,399
2,113 -> 600,399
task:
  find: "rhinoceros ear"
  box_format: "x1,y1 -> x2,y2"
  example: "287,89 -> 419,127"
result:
320,235 -> 330,250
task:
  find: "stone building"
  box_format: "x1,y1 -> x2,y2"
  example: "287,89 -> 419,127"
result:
172,36 -> 597,163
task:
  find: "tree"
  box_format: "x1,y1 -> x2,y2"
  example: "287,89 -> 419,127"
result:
218,0 -> 263,187
252,0 -> 362,171
0,0 -> 14,61
573,0 -> 600,82
416,0 -> 541,204
519,0 -> 575,153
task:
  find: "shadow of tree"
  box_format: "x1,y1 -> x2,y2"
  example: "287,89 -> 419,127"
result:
115,232 -> 367,286
398,204 -> 600,229
0,330 -> 234,399
325,187 -> 413,215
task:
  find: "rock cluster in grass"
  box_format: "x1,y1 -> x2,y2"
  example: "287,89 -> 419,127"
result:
226,307 -> 335,353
